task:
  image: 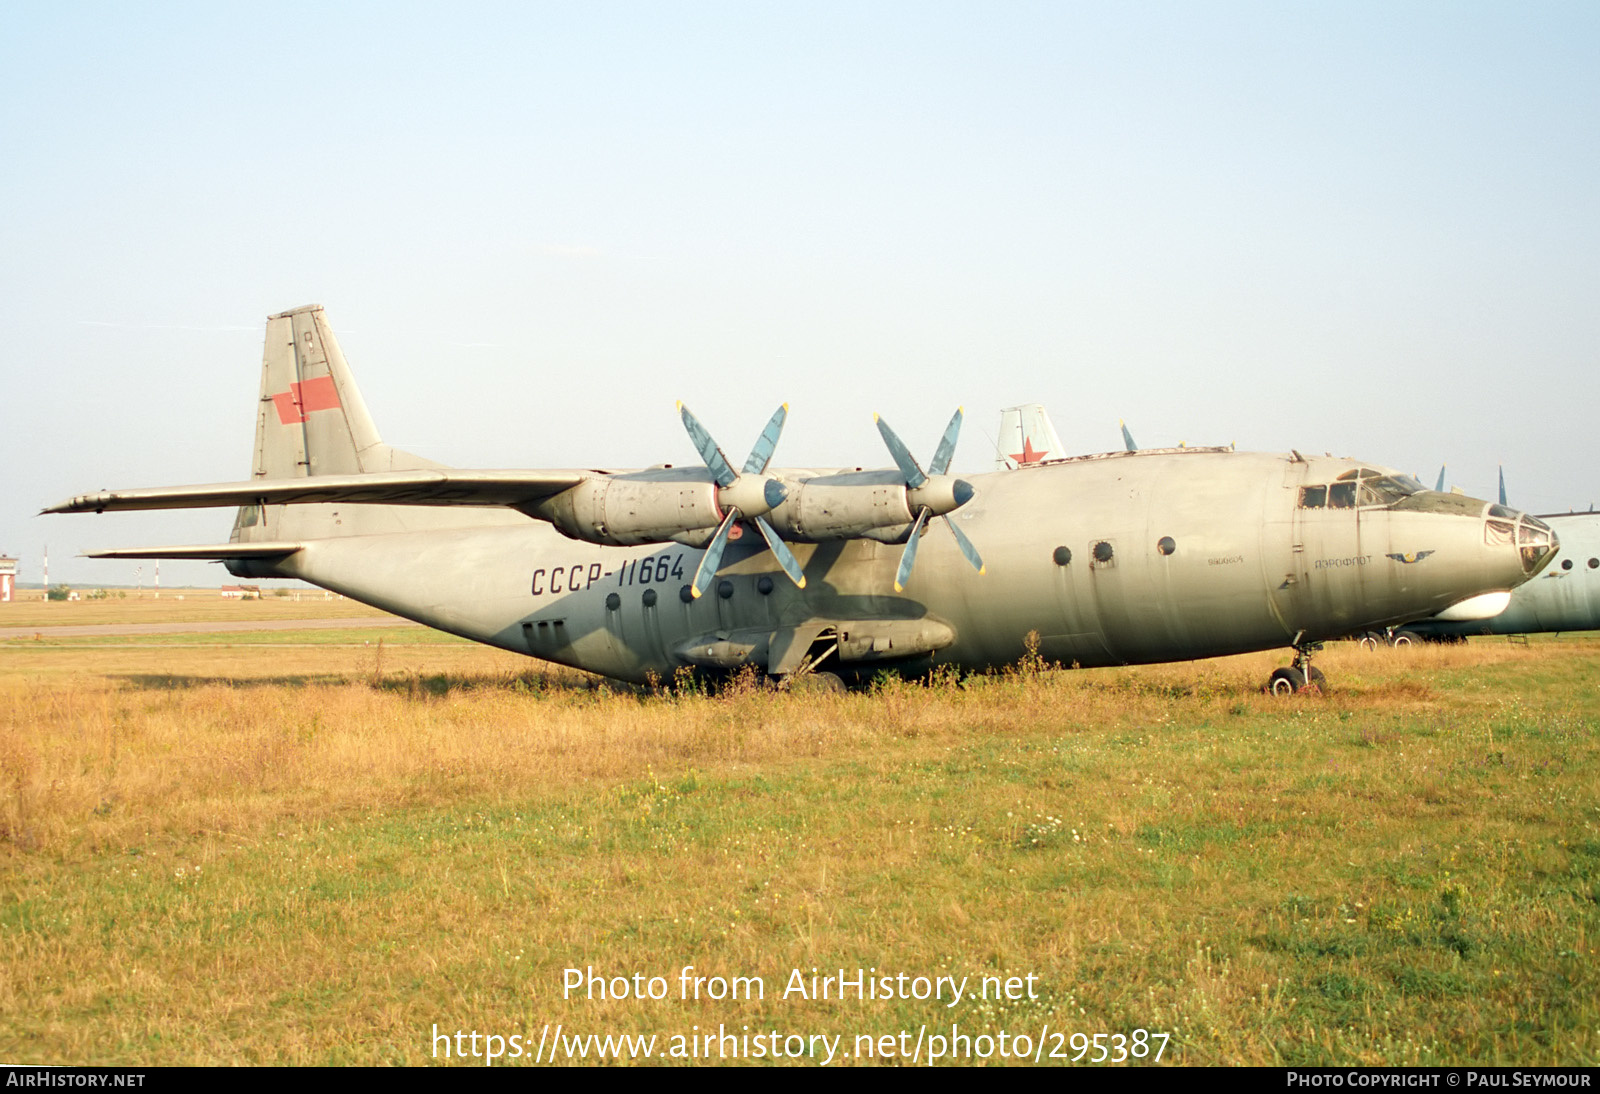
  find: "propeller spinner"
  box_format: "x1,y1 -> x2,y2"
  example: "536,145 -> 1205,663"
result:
678,402 -> 807,598
873,408 -> 985,591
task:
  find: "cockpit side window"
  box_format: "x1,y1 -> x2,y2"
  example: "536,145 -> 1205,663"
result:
1359,475 -> 1424,507
1302,471 -> 1424,511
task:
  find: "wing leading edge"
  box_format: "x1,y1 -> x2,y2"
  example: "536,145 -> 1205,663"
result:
42,469 -> 597,516
83,543 -> 306,561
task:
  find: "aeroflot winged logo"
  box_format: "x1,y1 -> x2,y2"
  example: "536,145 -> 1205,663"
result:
272,376 -> 341,425
1386,550 -> 1436,564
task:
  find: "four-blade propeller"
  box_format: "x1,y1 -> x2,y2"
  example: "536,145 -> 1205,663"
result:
678,402 -> 807,598
874,408 -> 986,591
678,402 -> 985,597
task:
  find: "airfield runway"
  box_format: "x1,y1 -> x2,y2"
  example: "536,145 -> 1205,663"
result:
0,617 -> 422,640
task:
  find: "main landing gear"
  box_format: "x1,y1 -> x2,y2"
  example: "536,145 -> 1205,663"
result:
1356,627 -> 1465,649
1266,635 -> 1327,696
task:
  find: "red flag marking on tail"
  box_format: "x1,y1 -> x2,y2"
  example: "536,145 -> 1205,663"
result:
272,376 -> 341,424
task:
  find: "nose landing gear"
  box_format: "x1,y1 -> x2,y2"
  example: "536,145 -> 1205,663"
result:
1266,635 -> 1327,695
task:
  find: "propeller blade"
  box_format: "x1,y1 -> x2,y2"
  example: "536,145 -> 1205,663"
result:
691,510 -> 739,598
873,414 -> 928,489
893,509 -> 931,592
1435,464 -> 1447,493
743,404 -> 788,475
1121,420 -> 1138,453
678,403 -> 737,488
944,515 -> 986,574
927,408 -> 963,476
754,516 -> 806,588
1498,465 -> 1507,507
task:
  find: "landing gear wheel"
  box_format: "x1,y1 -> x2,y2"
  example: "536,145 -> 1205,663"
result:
1267,667 -> 1304,696
1357,631 -> 1383,652
1391,629 -> 1421,648
789,670 -> 846,694
1268,633 -> 1330,695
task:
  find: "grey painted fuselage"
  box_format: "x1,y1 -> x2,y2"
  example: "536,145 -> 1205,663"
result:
226,448 -> 1542,684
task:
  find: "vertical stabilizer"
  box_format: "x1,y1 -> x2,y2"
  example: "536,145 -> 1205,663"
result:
996,404 -> 1067,469
252,305 -> 384,478
232,304 -> 449,544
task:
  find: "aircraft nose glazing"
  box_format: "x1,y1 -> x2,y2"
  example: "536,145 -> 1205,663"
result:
1519,514 -> 1557,574
1487,509 -> 1558,575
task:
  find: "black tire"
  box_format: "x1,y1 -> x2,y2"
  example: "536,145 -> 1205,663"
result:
1305,666 -> 1328,693
1391,629 -> 1422,648
1267,667 -> 1304,696
1357,632 -> 1382,652
790,670 -> 846,694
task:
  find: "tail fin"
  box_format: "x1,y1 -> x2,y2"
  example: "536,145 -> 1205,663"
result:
996,403 -> 1066,469
233,304 -> 440,543
252,304 -> 387,478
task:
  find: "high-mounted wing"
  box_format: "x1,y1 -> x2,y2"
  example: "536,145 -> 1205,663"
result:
81,543 -> 306,561
43,469 -> 594,516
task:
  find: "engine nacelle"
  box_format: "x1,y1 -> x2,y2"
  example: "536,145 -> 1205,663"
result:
530,471 -> 723,546
764,471 -> 914,542
530,467 -> 977,548
765,471 -> 974,543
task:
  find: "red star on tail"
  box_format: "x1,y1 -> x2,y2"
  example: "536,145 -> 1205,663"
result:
1009,438 -> 1048,464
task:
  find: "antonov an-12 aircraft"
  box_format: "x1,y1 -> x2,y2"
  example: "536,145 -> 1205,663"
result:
47,305 -> 1557,693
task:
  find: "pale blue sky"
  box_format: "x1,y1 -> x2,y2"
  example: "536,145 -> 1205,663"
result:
4,2 -> 1598,585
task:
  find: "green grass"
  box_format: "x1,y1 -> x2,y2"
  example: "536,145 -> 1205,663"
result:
1,638 -> 1597,1065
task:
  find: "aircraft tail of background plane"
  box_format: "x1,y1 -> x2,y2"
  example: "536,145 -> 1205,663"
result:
995,404 -> 1066,469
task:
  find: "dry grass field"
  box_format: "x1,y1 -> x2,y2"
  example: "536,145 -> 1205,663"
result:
1,590 -> 394,628
2,604 -> 1597,1066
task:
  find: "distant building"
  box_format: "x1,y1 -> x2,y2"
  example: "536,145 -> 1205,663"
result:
220,584 -> 261,599
0,556 -> 15,603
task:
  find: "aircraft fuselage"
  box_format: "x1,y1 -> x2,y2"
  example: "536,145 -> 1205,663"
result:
230,448 -> 1546,684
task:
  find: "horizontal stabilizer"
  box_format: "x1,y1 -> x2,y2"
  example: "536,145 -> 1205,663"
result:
83,543 -> 305,561
44,470 -> 594,515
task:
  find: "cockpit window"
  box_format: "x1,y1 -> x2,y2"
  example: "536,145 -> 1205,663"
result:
1360,475 -> 1425,505
1483,510 -> 1557,574
1300,471 -> 1424,510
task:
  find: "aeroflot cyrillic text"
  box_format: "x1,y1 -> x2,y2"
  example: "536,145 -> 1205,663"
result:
1314,555 -> 1373,569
